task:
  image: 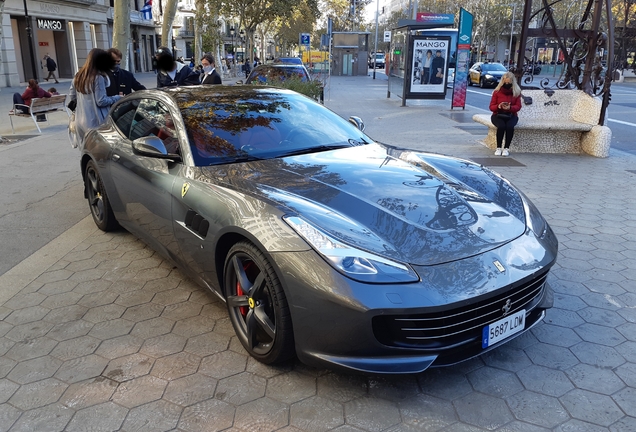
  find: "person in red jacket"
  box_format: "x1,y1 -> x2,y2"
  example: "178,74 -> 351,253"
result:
489,72 -> 522,156
11,79 -> 51,121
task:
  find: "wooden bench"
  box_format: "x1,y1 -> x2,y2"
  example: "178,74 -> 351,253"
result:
9,94 -> 70,134
472,89 -> 612,158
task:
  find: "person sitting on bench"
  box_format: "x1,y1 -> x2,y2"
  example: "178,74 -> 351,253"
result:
12,79 -> 51,122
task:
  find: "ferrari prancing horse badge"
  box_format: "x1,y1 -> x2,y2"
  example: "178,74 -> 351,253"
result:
181,183 -> 190,198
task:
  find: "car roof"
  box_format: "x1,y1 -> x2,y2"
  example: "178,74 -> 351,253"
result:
273,57 -> 303,64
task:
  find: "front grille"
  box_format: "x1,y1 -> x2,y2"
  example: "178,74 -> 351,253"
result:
373,269 -> 549,351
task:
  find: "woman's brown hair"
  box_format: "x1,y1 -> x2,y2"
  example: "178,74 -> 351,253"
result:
28,79 -> 39,91
74,48 -> 115,94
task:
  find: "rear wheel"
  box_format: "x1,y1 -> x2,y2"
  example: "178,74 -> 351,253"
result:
223,241 -> 295,364
480,78 -> 486,88
84,160 -> 118,231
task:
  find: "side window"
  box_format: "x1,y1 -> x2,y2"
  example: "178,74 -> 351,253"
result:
111,100 -> 140,139
130,99 -> 180,154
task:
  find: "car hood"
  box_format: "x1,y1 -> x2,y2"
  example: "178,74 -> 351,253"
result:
483,70 -> 506,77
203,144 -> 527,266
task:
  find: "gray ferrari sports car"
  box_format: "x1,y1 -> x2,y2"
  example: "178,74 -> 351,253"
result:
80,86 -> 557,374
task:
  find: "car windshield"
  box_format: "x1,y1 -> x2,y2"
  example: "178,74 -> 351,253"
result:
247,66 -> 309,84
481,63 -> 508,72
176,89 -> 371,167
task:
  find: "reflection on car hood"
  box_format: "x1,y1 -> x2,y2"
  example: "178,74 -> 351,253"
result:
484,70 -> 506,77
204,144 -> 527,266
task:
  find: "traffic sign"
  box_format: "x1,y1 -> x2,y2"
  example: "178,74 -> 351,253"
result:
384,31 -> 391,43
300,33 -> 310,48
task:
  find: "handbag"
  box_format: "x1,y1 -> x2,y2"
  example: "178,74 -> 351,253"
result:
496,113 -> 512,120
522,95 -> 533,105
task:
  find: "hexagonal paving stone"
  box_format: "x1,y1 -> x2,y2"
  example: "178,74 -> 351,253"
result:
65,401 -> 128,432
0,403 -> 21,431
577,307 -> 627,327
345,396 -> 402,432
0,378 -> 20,404
8,402 -> 74,432
50,335 -> 101,361
185,332 -> 230,357
8,378 -> 68,410
569,342 -> 626,368
164,373 -> 217,407
178,398 -> 235,432
88,318 -> 135,339
609,415 -> 636,432
151,351 -> 201,380
200,350 -> 248,379
531,324 -> 582,347
516,364 -> 574,397
82,304 -> 126,324
5,336 -> 58,362
525,343 -> 580,370
234,397 -> 289,431
38,280 -> 79,296
481,345 -> 534,372
55,354 -> 109,384
172,314 -> 217,338
60,376 -> 118,410
266,371 -> 317,404
506,390 -> 569,429
613,387 -> 636,417
617,322 -> 636,342
0,356 -> 17,379
95,334 -> 144,360
317,373 -> 368,403
40,291 -> 84,310
102,353 -> 154,383
246,356 -> 293,379
290,396 -> 344,432
4,306 -> 51,326
368,375 -> 421,403
121,303 -> 165,324
5,321 -> 54,342
553,418 -> 612,432
111,374 -> 168,408
130,317 -> 174,339
140,333 -> 186,358
454,392 -> 514,430
560,389 -> 624,427
398,393 -> 457,431
121,399 -> 182,432
161,301 -> 204,321
418,369 -> 473,401
215,372 -> 266,405
115,290 -> 155,308
566,364 -> 625,396
8,355 -> 62,384
467,366 -> 524,398
47,320 -> 94,342
42,305 -> 88,325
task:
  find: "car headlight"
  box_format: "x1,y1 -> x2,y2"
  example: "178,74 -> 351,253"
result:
519,193 -> 547,237
284,216 -> 419,284
485,74 -> 494,79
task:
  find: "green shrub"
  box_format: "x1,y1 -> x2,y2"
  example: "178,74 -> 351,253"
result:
258,76 -> 324,103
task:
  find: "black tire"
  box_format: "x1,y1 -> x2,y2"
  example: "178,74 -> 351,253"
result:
468,77 -> 473,86
84,160 -> 119,231
480,77 -> 485,88
223,241 -> 295,364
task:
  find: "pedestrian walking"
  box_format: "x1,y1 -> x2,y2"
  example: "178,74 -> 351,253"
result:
10,79 -> 51,121
68,48 -> 122,149
199,54 -> 222,85
105,48 -> 146,96
43,55 -> 59,83
489,71 -> 522,156
155,46 -> 200,88
242,59 -> 251,79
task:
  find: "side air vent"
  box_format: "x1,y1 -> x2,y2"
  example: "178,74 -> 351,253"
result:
184,209 -> 210,238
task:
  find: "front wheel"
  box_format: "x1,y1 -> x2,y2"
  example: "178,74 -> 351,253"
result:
84,160 -> 118,231
480,78 -> 486,88
224,241 -> 295,364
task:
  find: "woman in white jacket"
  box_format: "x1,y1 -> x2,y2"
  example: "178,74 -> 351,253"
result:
69,48 -> 122,149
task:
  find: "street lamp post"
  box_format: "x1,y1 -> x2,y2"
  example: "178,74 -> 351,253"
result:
230,26 -> 235,68
507,3 -> 517,67
22,0 -> 39,80
373,0 -> 379,79
239,29 -> 245,63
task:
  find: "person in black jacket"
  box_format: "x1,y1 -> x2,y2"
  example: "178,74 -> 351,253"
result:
105,48 -> 147,96
155,47 -> 200,88
43,55 -> 59,83
199,54 -> 222,85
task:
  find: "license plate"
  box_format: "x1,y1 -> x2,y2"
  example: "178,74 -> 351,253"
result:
482,309 -> 526,348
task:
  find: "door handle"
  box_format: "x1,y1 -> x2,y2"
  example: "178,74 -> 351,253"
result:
112,154 -> 120,161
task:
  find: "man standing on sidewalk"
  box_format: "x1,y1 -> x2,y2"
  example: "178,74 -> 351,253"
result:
43,55 -> 59,83
105,48 -> 146,96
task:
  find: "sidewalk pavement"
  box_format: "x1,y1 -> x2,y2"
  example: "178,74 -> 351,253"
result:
1,74 -> 636,431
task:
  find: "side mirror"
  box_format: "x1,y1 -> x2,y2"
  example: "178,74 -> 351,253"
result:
132,136 -> 181,161
348,116 -> 365,132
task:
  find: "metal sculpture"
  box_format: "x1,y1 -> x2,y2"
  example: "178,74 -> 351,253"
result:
513,0 -> 615,124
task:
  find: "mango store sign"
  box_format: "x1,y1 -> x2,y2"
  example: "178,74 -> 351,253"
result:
37,19 -> 65,31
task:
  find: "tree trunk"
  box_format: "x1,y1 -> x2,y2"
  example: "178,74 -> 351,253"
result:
112,0 -> 131,70
162,0 -> 179,48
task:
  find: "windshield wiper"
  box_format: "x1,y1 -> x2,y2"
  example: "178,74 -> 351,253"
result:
276,143 -> 352,158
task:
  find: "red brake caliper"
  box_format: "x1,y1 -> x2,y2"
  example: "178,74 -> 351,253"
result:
236,262 -> 253,317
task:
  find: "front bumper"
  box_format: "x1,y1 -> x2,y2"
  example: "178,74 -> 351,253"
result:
272,227 -> 558,374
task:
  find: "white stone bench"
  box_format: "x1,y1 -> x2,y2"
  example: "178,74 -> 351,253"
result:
472,89 -> 611,158
9,94 -> 70,134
